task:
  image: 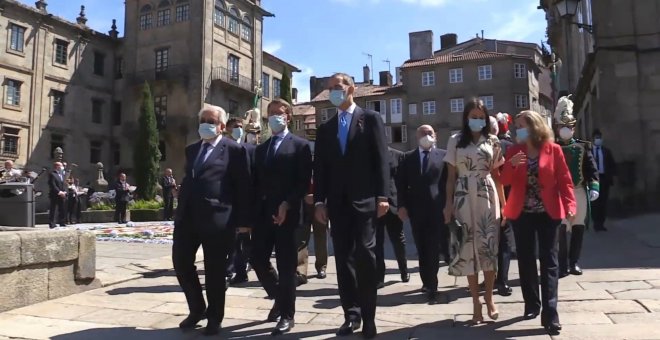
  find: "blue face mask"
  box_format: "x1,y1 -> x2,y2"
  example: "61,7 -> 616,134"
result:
516,127 -> 529,143
468,118 -> 486,132
231,127 -> 244,141
268,115 -> 287,134
329,90 -> 346,107
198,123 -> 218,140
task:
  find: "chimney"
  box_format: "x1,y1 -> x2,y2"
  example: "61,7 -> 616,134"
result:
35,0 -> 47,11
379,71 -> 393,87
363,65 -> 371,84
409,30 -> 434,60
440,33 -> 458,50
292,88 -> 298,103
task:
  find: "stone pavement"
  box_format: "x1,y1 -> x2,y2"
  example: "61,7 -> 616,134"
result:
1,214 -> 659,339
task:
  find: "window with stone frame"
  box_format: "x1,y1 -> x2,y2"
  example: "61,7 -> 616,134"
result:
9,24 -> 25,52
449,68 -> 463,83
273,78 -> 282,98
114,57 -> 124,79
228,54 -> 239,82
514,94 -> 529,108
514,63 -> 527,79
422,71 -> 435,87
241,16 -> 252,42
91,99 -> 103,124
54,39 -> 68,65
90,141 -> 102,164
214,0 -> 226,27
155,48 -> 169,72
112,142 -> 121,166
422,101 -> 436,115
112,101 -> 122,126
228,99 -> 239,116
5,79 -> 22,107
262,73 -> 270,98
391,125 -> 408,143
228,8 -> 240,34
450,98 -> 464,113
93,52 -> 105,76
154,95 -> 168,129
139,5 -> 153,30
1,127 -> 20,156
51,90 -> 65,116
157,9 -> 171,26
479,95 -> 494,110
176,3 -> 190,22
478,65 -> 493,80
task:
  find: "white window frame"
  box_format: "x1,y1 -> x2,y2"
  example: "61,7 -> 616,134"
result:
514,63 -> 527,79
390,98 -> 402,115
515,94 -> 529,109
449,68 -> 463,83
157,9 -> 171,26
408,103 -> 417,115
479,95 -> 494,110
1,126 -> 20,156
5,79 -> 22,107
422,101 -> 436,115
450,98 -> 464,113
294,119 -> 302,131
421,71 -> 435,87
175,4 -> 189,22
478,65 -> 493,80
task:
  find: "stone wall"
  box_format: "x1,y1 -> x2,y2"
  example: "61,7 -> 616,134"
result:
0,227 -> 100,312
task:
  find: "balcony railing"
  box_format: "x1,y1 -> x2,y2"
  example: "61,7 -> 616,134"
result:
128,65 -> 190,85
211,66 -> 254,92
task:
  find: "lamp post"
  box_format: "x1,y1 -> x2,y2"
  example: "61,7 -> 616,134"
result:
555,0 -> 579,93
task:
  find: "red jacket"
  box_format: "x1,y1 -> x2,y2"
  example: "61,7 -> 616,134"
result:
501,142 -> 576,220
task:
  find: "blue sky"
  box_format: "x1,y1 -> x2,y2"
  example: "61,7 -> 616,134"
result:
18,0 -> 547,102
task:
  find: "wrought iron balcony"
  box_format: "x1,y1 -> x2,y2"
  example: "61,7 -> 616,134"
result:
128,65 -> 190,85
211,66 -> 254,93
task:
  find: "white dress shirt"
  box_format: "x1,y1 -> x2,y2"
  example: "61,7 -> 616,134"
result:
338,102 -> 357,130
196,134 -> 223,164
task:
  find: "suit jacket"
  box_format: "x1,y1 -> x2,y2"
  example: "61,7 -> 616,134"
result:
386,147 -> 404,212
254,132 -> 312,228
313,106 -> 389,213
396,148 -> 448,221
48,171 -> 66,198
159,176 -> 176,198
501,142 -> 577,220
175,137 -> 251,232
593,145 -> 617,185
114,181 -> 131,202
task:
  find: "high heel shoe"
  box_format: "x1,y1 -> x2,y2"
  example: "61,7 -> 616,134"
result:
471,302 -> 484,325
485,298 -> 499,320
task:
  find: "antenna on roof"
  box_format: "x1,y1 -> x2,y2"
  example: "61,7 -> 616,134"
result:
383,58 -> 391,74
362,52 -> 373,84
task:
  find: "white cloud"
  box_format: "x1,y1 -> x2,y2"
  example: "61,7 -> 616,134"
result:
490,3 -> 545,42
263,41 -> 282,54
292,65 -> 314,103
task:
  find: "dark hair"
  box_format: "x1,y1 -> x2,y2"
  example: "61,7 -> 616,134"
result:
267,97 -> 293,116
457,98 -> 490,148
592,128 -> 602,137
226,117 -> 242,129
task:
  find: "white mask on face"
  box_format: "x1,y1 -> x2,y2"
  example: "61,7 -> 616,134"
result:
559,127 -> 574,141
418,135 -> 435,149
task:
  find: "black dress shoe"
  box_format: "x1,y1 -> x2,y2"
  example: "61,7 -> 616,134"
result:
179,312 -> 206,329
229,275 -> 248,285
267,304 -> 281,322
570,264 -> 583,275
271,318 -> 294,335
497,284 -> 513,296
559,270 -> 570,278
427,292 -> 439,305
545,323 -> 562,335
421,286 -> 429,293
362,321 -> 377,339
317,270 -> 327,279
523,311 -> 540,320
336,320 -> 361,336
296,274 -> 308,287
401,272 -> 410,282
376,281 -> 385,290
203,321 -> 220,336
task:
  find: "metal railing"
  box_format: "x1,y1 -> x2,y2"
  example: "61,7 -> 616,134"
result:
211,66 -> 253,92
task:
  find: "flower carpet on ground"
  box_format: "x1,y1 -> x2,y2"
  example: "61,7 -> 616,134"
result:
54,221 -> 175,244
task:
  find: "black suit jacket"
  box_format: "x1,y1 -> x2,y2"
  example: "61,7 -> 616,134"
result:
387,147 -> 404,212
114,181 -> 131,202
175,137 -> 251,232
593,145 -> 617,185
48,171 -> 66,198
159,176 -> 176,198
396,148 -> 448,220
254,132 -> 312,228
313,106 -> 389,213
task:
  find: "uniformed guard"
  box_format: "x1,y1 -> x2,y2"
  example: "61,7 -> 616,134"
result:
554,95 -> 599,278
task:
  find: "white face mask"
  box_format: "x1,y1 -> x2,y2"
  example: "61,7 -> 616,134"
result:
594,138 -> 603,146
559,127 -> 574,141
418,135 -> 435,149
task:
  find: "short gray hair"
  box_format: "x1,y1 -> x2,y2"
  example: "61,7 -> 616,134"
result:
198,105 -> 227,125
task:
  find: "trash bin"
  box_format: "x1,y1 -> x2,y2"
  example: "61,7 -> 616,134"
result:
0,183 -> 35,227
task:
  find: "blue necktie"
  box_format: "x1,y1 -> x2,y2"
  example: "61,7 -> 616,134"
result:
194,143 -> 211,174
267,135 -> 280,163
339,112 -> 349,154
422,151 -> 429,174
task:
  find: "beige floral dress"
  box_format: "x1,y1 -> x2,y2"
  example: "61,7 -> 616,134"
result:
444,133 -> 504,276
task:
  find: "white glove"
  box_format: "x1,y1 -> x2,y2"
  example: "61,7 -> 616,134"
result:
589,190 -> 599,202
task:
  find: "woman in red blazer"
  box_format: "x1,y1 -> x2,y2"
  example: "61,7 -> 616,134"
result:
501,110 -> 576,336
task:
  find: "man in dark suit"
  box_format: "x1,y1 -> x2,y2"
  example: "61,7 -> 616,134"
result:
114,173 -> 131,224
314,73 -> 389,339
48,161 -> 67,229
250,98 -> 312,335
159,168 -> 177,220
375,147 -> 409,289
173,105 -> 251,336
591,129 -> 617,231
396,125 -> 448,304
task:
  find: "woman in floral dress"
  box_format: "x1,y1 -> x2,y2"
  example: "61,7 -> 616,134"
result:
443,98 -> 506,324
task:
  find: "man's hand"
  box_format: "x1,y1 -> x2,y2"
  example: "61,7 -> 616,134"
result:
58,191 -> 66,198
397,207 -> 409,221
315,204 -> 328,224
304,194 -> 314,205
589,190 -> 599,202
272,202 -> 289,226
377,201 -> 389,218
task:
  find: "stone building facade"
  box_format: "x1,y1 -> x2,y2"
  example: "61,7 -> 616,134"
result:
541,0 -> 660,213
0,0 -> 297,210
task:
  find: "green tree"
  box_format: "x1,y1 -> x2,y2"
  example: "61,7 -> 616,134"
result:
133,82 -> 161,200
280,66 -> 293,104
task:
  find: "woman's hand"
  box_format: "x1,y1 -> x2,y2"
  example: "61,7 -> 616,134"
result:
510,151 -> 527,167
443,202 -> 454,224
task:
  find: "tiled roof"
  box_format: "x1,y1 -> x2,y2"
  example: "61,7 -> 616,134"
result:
310,83 -> 404,102
263,52 -> 301,73
402,50 -> 533,68
292,104 -> 315,116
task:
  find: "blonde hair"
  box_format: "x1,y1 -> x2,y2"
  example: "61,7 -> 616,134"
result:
516,110 -> 553,148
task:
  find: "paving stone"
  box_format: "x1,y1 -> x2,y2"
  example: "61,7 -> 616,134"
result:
53,292 -> 166,312
579,280 -> 652,293
646,280 -> 660,288
6,302 -> 100,320
554,323 -> 660,340
637,299 -> 660,312
0,314 -> 118,339
607,312 -> 660,324
75,308 -> 172,328
376,313 -> 455,327
567,269 -> 660,283
612,288 -> 660,300
455,311 -> 612,325
150,302 -> 189,315
559,300 -> 646,313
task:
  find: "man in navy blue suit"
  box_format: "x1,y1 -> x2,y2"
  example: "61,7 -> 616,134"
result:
173,105 -> 251,336
314,73 -> 389,339
250,98 -> 312,335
